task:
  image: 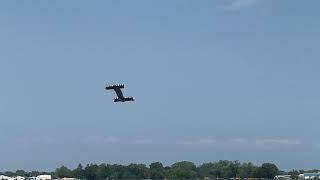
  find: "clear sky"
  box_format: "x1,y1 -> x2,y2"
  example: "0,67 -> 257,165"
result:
0,0 -> 320,171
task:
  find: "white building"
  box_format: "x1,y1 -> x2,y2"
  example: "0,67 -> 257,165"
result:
299,173 -> 320,179
36,175 -> 51,180
13,176 -> 25,180
28,177 -> 36,180
299,174 -> 305,179
0,175 -> 14,180
61,178 -> 77,180
304,173 -> 320,179
275,175 -> 291,179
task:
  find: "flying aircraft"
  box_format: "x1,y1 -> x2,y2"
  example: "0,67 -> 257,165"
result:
105,84 -> 134,102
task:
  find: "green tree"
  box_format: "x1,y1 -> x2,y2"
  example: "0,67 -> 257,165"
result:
149,162 -> 165,179
214,160 -> 235,178
84,164 -> 99,180
164,166 -> 171,178
97,163 -> 112,180
230,160 -> 241,178
110,164 -> 126,179
198,160 -> 238,179
238,162 -> 256,178
15,170 -> 27,177
72,164 -> 85,179
168,161 -> 198,179
56,166 -> 72,178
257,163 -> 279,179
198,163 -> 218,178
123,164 -> 149,179
4,171 -> 15,177
29,171 -> 40,177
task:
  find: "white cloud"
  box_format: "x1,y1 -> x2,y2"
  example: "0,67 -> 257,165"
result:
181,139 -> 217,145
0,104 -> 4,113
179,137 -> 301,148
223,0 -> 258,11
81,136 -> 155,145
15,137 -> 57,144
103,136 -> 118,143
255,139 -> 300,146
229,138 -> 248,144
81,136 -> 118,144
133,139 -> 153,145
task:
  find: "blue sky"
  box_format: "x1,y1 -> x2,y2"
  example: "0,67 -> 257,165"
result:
0,0 -> 320,171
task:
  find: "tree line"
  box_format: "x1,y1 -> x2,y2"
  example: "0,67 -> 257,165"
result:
0,160 -> 318,179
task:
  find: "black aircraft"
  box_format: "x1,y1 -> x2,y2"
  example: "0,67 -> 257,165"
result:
105,84 -> 134,102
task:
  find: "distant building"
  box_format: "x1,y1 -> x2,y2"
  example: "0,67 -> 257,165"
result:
36,175 -> 51,180
28,177 -> 37,180
0,175 -> 13,180
299,173 -> 320,179
60,178 -> 77,180
275,175 -> 291,179
13,176 -> 25,180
